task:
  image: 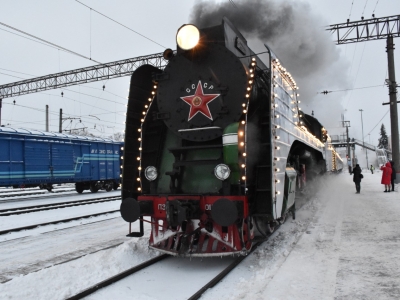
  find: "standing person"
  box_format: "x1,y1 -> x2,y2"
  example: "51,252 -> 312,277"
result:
353,164 -> 363,194
380,162 -> 392,192
390,161 -> 397,192
370,165 -> 374,174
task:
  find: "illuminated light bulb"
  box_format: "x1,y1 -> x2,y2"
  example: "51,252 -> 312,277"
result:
274,104 -> 278,108
274,84 -> 277,87
138,167 -> 142,170
121,147 -> 124,150
252,57 -> 256,61
274,157 -> 280,161
122,139 -> 124,142
138,138 -> 141,141
138,128 -> 141,132
138,187 -> 141,191
242,103 -> 246,107
298,101 -> 301,103
240,142 -> 244,146
241,164 -> 246,168
243,110 -> 247,114
239,131 -> 244,136
246,94 -> 250,98
297,94 -> 300,96
276,59 -> 279,62
251,62 -> 256,66
300,121 -> 303,124
137,178 -> 140,181
299,108 -> 302,110
121,165 -> 123,168
153,85 -> 157,89
275,115 -> 280,118
241,121 -> 245,125
142,111 -> 146,115
145,105 -> 148,108
275,136 -> 280,140
294,114 -> 298,117
249,80 -> 253,84
295,122 -> 298,125
243,153 -> 247,157
137,157 -> 140,161
275,179 -> 280,183
121,156 -> 124,160
141,119 -> 144,122
242,176 -> 246,180
120,174 -> 122,178
151,91 -> 155,95
275,168 -> 280,172
250,69 -> 253,73
274,93 -> 278,97
148,98 -> 152,101
250,74 -> 254,78
275,125 -> 280,129
276,191 -> 281,195
247,87 -> 251,91
275,146 -> 280,150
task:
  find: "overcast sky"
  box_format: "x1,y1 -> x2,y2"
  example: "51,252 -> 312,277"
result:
0,0 -> 398,149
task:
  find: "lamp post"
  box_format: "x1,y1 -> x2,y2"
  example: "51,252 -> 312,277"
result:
359,109 -> 369,168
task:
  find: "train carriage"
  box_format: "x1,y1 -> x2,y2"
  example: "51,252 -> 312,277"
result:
0,127 -> 122,192
120,18 -> 342,256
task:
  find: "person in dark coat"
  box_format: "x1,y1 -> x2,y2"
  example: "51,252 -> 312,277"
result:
390,161 -> 397,192
381,162 -> 392,192
352,164 -> 362,194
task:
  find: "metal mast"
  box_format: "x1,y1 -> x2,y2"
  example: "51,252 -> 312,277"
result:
328,15 -> 400,170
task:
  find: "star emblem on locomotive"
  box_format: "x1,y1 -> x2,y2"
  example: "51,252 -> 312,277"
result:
180,81 -> 220,121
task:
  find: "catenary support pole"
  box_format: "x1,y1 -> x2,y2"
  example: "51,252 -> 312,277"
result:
0,99 -> 2,126
387,35 -> 399,170
46,105 -> 49,132
59,109 -> 62,133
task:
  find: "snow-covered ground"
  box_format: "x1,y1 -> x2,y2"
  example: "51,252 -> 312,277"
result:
0,171 -> 399,299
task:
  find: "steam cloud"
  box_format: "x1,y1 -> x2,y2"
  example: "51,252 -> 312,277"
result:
189,0 -> 349,130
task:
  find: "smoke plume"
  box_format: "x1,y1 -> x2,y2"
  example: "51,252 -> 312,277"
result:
189,0 -> 349,129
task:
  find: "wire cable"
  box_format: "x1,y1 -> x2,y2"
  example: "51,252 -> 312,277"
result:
362,0 -> 369,16
0,21 -> 102,64
365,109 -> 389,137
75,0 -> 166,49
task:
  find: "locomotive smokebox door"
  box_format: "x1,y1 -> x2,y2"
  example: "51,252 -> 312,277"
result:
157,44 -> 247,142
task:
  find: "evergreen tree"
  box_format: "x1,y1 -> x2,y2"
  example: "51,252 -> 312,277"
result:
377,124 -> 389,150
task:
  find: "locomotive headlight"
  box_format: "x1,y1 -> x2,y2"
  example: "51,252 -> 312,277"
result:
145,166 -> 158,181
176,24 -> 200,50
214,164 -> 231,181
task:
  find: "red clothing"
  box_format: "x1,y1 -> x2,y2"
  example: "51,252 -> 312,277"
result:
380,162 -> 392,185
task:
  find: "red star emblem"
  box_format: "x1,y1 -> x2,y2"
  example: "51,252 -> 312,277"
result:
180,81 -> 220,121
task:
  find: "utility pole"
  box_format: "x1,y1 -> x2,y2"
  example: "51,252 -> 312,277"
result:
359,109 -> 368,168
386,35 -> 399,170
46,105 -> 49,132
328,15 -> 399,172
0,99 -> 2,126
59,109 -> 62,133
343,120 -> 351,173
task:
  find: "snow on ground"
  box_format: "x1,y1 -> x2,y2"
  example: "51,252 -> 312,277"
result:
202,170 -> 400,300
0,197 -> 120,233
0,171 -> 399,300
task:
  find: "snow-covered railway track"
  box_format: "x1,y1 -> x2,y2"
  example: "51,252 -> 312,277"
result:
65,241 -> 266,300
0,196 -> 120,216
0,210 -> 119,235
0,189 -> 77,203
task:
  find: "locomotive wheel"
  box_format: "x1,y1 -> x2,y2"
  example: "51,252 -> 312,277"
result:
46,185 -> 53,192
90,183 -> 99,193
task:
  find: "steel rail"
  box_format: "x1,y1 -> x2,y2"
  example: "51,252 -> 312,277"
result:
65,254 -> 170,300
0,209 -> 119,235
0,196 -> 120,216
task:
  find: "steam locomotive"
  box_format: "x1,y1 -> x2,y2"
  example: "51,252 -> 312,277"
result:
120,18 -> 342,257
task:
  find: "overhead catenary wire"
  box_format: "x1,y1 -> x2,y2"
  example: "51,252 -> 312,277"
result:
0,21 -> 102,64
75,0 -> 166,49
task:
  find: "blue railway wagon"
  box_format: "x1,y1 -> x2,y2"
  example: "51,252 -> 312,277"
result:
0,127 -> 122,193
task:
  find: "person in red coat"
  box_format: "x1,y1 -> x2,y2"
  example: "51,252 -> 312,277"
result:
381,162 -> 393,192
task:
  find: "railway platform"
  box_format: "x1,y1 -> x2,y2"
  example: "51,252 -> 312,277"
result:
259,169 -> 400,299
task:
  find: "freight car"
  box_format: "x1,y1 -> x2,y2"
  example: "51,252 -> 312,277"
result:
120,18 -> 343,256
0,127 -> 122,193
